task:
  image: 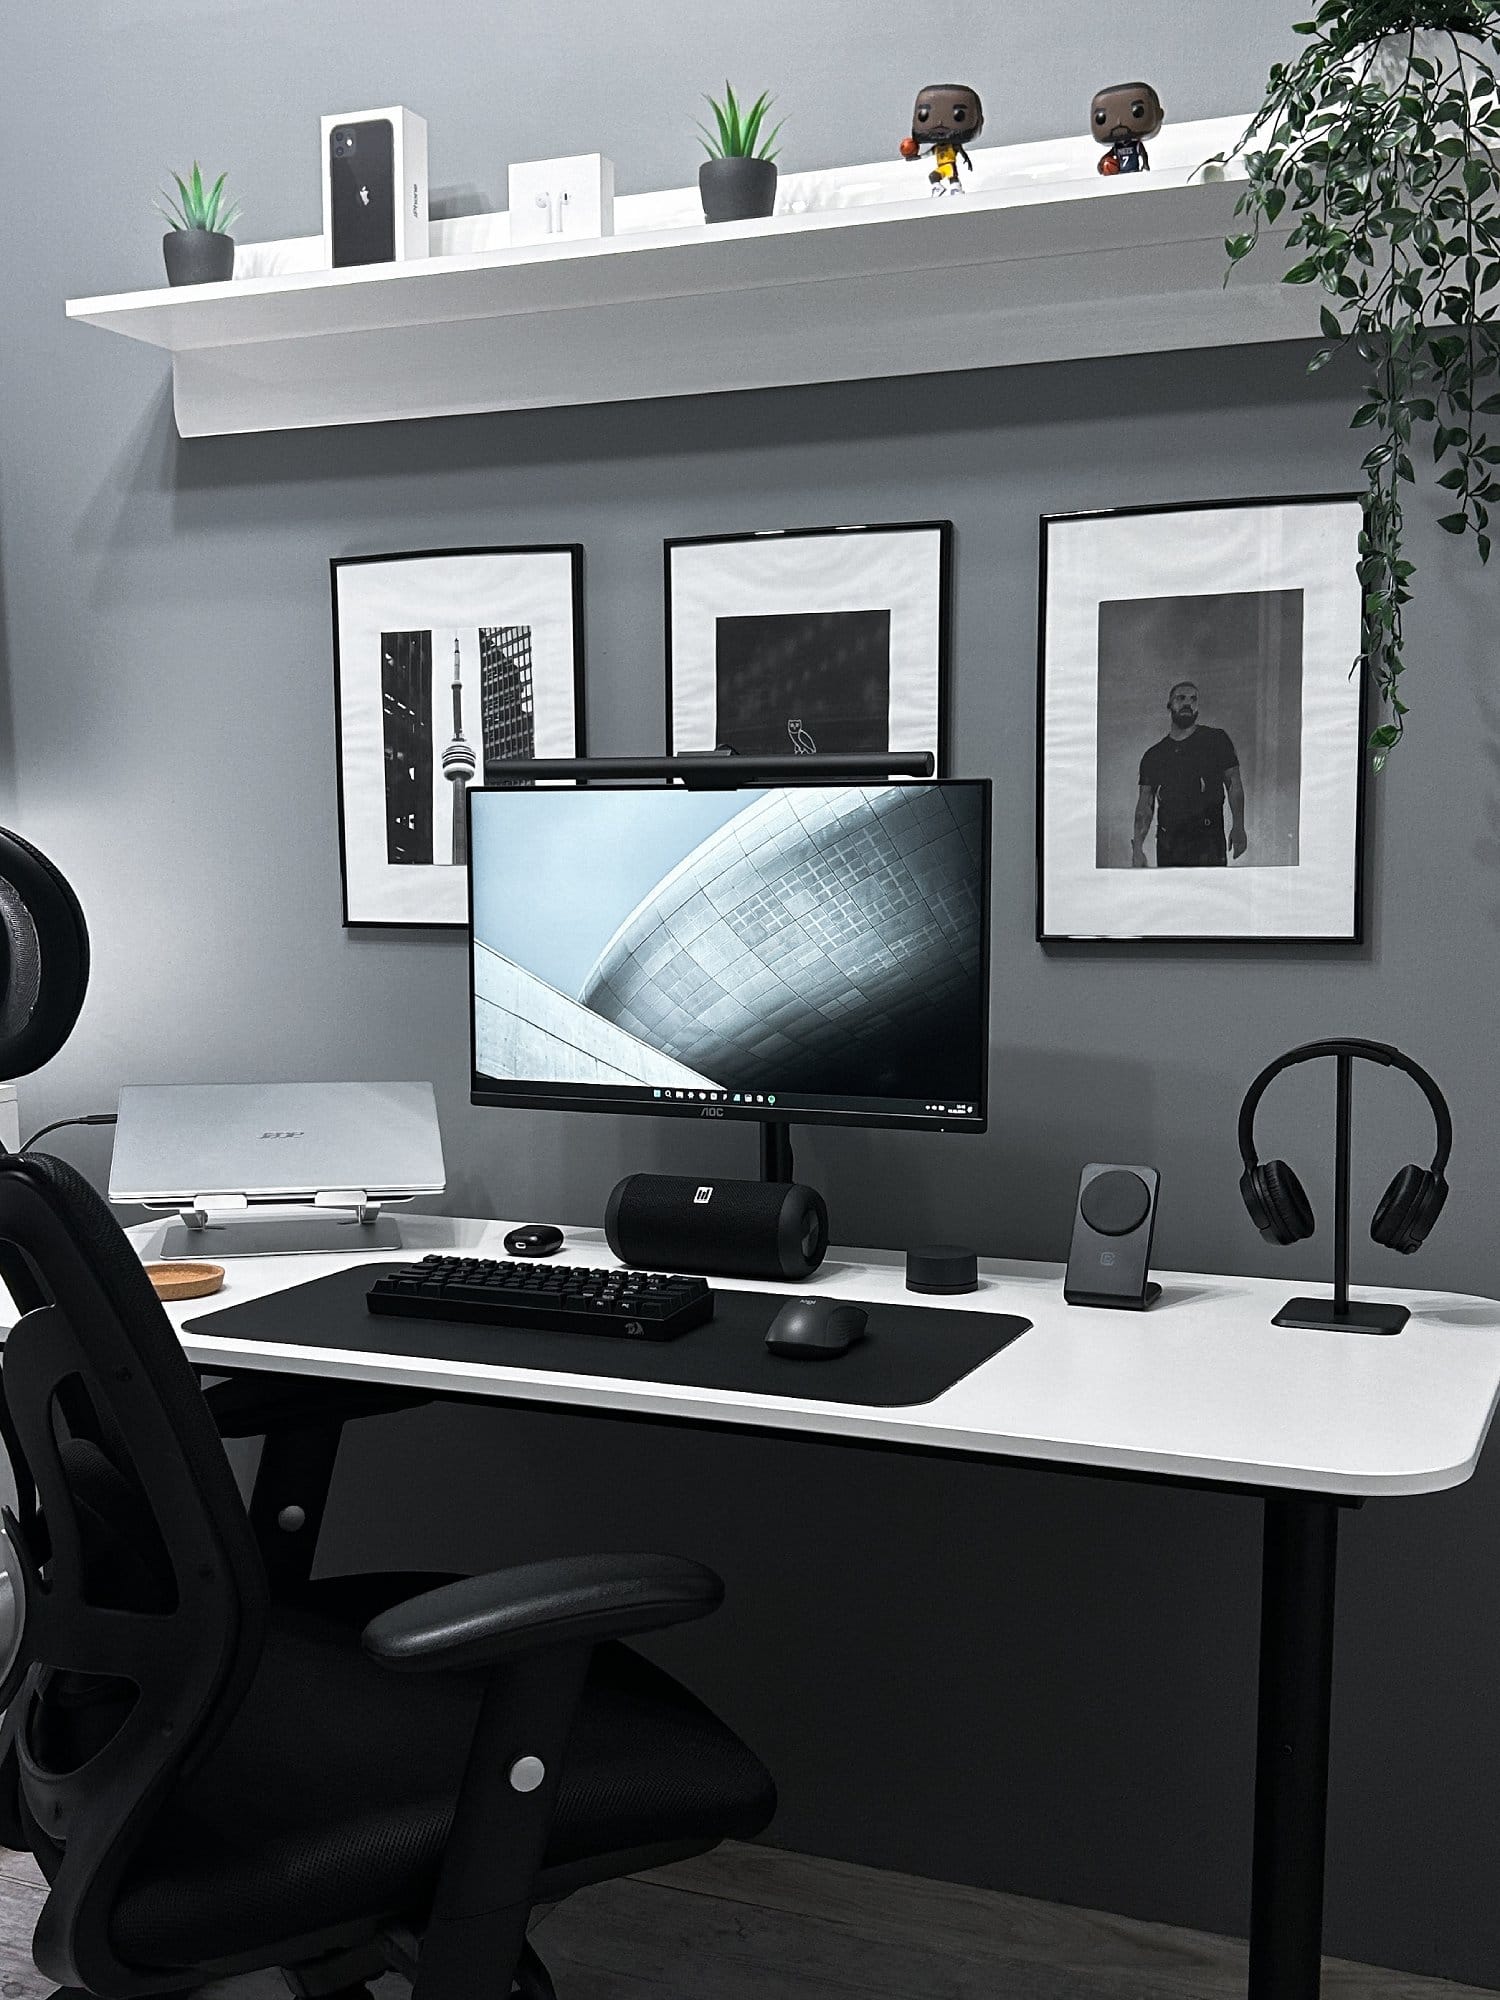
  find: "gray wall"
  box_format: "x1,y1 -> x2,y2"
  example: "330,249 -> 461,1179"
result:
4,1 -> 1500,1984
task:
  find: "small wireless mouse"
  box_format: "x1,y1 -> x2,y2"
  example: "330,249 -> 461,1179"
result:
503,1223 -> 565,1257
765,1298 -> 869,1360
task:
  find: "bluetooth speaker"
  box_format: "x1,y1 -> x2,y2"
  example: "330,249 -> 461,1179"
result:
604,1173 -> 829,1281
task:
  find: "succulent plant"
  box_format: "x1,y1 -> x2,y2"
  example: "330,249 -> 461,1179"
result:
156,161 -> 242,236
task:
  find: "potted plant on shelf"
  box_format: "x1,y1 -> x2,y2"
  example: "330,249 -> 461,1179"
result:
697,83 -> 782,224
156,162 -> 242,286
1212,0 -> 1500,764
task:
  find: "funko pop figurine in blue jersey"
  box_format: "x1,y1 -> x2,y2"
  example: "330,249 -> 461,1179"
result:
1091,81 -> 1165,175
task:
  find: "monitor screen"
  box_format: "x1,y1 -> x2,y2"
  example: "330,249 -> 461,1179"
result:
468,781 -> 990,1134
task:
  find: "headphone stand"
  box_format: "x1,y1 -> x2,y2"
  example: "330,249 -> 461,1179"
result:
1271,1052 -> 1410,1337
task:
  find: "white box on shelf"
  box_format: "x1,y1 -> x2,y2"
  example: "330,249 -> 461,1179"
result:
507,154 -> 614,245
320,105 -> 428,268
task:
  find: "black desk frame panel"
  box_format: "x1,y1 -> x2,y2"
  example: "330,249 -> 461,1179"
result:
211,1365 -> 1349,2000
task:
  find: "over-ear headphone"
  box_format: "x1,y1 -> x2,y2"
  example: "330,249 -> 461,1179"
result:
0,828 -> 90,1083
1238,1039 -> 1451,1256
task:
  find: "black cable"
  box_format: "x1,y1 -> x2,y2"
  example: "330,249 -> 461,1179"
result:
19,1113 -> 117,1153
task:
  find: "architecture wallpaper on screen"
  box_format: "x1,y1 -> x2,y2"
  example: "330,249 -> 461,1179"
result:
469,783 -> 989,1130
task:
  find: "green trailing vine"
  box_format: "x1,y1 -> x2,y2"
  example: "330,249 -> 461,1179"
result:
1210,0 -> 1500,764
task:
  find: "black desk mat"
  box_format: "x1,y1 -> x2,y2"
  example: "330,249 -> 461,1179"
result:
187,1264 -> 1031,1409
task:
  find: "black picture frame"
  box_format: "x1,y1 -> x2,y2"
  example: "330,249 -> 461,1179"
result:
1035,494 -> 1369,945
331,543 -> 586,931
664,520 -> 953,776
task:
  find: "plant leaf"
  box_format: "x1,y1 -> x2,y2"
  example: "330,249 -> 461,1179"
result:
724,81 -> 742,155
740,91 -> 771,157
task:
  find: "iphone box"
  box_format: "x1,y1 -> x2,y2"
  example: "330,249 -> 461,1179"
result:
321,106 -> 428,268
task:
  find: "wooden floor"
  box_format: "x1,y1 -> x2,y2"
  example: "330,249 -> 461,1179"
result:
0,1842 -> 1491,1999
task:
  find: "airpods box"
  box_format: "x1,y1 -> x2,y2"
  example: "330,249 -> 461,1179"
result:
321,105 -> 428,268
507,154 -> 615,246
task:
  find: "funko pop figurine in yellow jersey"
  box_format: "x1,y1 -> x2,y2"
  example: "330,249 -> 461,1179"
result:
900,83 -> 984,194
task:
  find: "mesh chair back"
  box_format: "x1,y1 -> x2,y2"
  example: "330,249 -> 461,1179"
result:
0,1152 -> 266,1992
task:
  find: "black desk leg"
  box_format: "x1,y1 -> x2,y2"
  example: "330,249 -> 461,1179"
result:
1249,1493 -> 1340,2000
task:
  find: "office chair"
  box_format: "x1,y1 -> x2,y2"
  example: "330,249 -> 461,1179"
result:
0,1151 -> 775,1999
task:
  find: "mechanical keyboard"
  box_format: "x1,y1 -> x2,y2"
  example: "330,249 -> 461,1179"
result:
366,1255 -> 714,1341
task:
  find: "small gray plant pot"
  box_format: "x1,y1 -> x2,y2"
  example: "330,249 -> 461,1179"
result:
162,229 -> 235,286
699,156 -> 778,225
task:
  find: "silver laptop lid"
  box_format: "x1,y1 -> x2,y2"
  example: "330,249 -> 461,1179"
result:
109,1082 -> 447,1206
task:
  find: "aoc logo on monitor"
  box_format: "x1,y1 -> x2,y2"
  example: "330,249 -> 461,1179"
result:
693,1185 -> 714,1204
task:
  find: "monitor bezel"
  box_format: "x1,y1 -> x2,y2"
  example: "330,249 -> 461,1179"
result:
466,778 -> 992,1138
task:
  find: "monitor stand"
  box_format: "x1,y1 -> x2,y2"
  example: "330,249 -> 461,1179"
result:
760,1120 -> 794,1184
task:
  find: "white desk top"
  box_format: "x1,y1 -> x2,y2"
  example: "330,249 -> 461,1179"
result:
117,1214 -> 1500,1501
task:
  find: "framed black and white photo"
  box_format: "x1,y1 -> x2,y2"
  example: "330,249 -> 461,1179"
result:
1037,496 -> 1368,943
332,544 -> 585,929
665,521 -> 952,772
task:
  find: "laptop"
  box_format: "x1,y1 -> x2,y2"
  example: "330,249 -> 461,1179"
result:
110,1081 -> 446,1256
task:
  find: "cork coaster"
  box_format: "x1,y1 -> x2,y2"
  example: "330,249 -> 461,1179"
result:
144,1261 -> 225,1302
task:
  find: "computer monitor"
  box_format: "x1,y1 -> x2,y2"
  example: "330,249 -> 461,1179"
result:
467,780 -> 990,1135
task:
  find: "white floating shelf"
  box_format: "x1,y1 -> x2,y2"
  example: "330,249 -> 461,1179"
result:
66,118 -> 1311,438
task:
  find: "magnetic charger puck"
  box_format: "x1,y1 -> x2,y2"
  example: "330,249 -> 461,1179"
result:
905,1244 -> 979,1295
1078,1168 -> 1152,1237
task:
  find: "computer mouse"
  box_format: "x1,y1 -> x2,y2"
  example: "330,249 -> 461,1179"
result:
503,1223 -> 565,1257
765,1298 -> 869,1360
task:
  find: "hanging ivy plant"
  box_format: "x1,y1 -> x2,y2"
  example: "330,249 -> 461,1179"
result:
1210,0 -> 1500,764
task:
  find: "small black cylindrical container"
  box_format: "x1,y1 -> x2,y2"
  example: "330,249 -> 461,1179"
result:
905,1244 -> 979,1295
604,1172 -> 828,1281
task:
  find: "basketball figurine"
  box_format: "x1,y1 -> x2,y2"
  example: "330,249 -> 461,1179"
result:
1091,81 -> 1165,175
900,83 -> 984,194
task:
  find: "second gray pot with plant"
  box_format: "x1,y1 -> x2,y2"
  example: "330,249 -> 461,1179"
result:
697,83 -> 782,223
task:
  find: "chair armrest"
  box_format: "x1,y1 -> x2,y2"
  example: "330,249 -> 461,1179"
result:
362,1552 -> 724,1674
201,1374 -> 433,1438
